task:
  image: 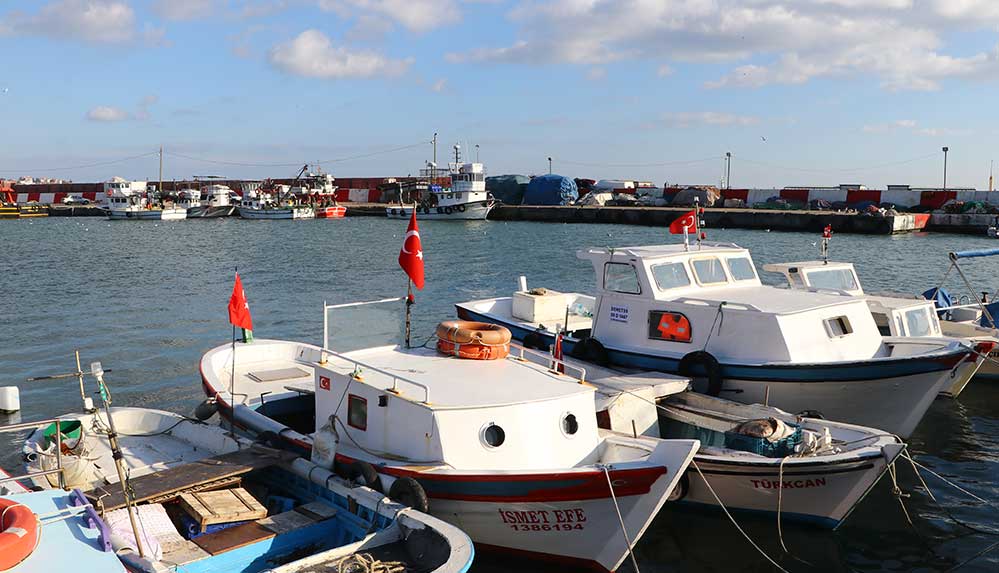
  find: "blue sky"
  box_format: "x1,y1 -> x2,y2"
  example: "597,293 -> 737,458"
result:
0,0 -> 996,189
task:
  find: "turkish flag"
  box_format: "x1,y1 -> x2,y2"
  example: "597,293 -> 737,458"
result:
398,209 -> 425,289
669,210 -> 697,234
228,272 -> 253,331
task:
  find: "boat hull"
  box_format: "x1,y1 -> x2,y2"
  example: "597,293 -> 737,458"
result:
107,207 -> 187,220
680,447 -> 900,528
386,201 -> 492,221
187,205 -> 236,218
315,205 -> 347,218
240,207 -> 315,219
457,304 -> 962,438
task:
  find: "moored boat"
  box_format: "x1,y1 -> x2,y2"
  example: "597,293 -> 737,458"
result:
104,178 -> 186,220
176,184 -> 237,218
200,307 -> 700,572
239,183 -> 315,220
455,242 -> 976,438
387,151 -> 493,221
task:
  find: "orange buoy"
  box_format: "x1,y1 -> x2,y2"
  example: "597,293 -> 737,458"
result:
436,321 -> 512,360
0,498 -> 39,571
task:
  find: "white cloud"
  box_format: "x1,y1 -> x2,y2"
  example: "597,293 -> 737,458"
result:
318,0 -> 461,33
658,112 -> 760,128
269,29 -> 412,79
448,1 -> 999,92
87,106 -> 130,122
8,0 -> 137,44
431,78 -> 447,92
657,64 -> 673,77
152,0 -> 217,21
861,119 -> 970,136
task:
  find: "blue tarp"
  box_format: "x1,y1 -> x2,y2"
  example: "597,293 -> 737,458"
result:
922,287 -> 954,312
523,174 -> 578,206
485,174 -> 530,205
951,248 -> 999,260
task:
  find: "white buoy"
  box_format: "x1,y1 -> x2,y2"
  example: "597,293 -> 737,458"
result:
0,386 -> 20,413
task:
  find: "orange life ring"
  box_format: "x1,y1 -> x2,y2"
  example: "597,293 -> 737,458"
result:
0,498 -> 39,571
436,321 -> 511,360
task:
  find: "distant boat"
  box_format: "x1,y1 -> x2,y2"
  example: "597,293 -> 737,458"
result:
387,157 -> 493,221
104,178 -> 186,221
289,170 -> 346,219
176,184 -> 237,218
239,183 -> 315,220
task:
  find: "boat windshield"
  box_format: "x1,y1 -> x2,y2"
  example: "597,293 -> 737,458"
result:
651,262 -> 691,291
726,257 -> 757,281
691,258 -> 728,285
804,267 -> 858,291
604,262 -> 641,294
904,307 -> 938,337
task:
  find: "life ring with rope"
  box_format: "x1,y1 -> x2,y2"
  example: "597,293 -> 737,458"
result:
436,320 -> 511,360
0,498 -> 40,571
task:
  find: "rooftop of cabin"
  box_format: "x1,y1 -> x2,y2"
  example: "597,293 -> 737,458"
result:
323,345 -> 594,409
578,242 -> 747,262
670,285 -> 868,314
763,260 -> 857,272
866,295 -> 936,312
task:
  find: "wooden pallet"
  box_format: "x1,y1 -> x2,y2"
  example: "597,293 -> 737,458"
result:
85,446 -> 297,513
179,488 -> 268,532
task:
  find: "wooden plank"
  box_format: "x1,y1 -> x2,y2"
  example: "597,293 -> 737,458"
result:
258,509 -> 317,534
85,446 -> 296,512
179,488 -> 267,531
294,501 -> 338,521
192,522 -> 276,555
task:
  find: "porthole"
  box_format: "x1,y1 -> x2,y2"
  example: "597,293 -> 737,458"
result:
481,423 -> 505,448
562,413 -> 579,436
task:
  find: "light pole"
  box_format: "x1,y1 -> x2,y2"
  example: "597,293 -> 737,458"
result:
548,157 -> 552,174
475,144 -> 480,163
942,146 -> 949,191
725,152 -> 732,189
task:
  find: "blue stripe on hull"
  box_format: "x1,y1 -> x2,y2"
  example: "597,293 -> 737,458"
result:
460,308 -> 962,383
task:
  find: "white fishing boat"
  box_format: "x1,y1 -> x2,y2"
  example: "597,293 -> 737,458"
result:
387,153 -> 493,221
104,178 -> 186,220
455,242 -> 976,438
763,260 -> 993,398
581,368 -> 905,529
289,170 -> 346,219
239,184 -> 315,220
176,184 -> 237,218
200,305 -> 700,572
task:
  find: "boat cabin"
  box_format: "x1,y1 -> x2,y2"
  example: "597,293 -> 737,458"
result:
764,260 -> 942,338
176,188 -> 202,209
202,184 -> 234,207
577,243 -> 886,363
104,179 -> 147,210
313,345 -> 600,471
419,163 -> 488,208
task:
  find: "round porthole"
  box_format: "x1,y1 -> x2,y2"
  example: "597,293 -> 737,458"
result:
562,413 -> 579,436
481,423 -> 505,448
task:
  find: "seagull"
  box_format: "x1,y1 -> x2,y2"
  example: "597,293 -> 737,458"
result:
760,136 -> 767,142
1,88 -> 8,94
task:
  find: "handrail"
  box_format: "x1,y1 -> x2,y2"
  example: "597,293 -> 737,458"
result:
674,297 -> 762,311
509,342 -> 588,383
0,418 -> 65,488
319,348 -> 431,404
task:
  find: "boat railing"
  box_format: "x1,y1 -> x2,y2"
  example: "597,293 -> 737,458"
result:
508,342 -> 588,383
0,418 -> 66,489
318,347 -> 432,404
673,297 -> 763,311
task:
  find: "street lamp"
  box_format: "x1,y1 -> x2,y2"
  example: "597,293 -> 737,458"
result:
725,152 -> 732,189
942,146 -> 949,191
548,157 -> 552,174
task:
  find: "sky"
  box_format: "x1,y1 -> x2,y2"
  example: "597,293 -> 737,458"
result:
0,0 -> 997,189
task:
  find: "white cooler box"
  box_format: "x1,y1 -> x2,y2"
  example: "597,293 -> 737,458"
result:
512,290 -> 570,323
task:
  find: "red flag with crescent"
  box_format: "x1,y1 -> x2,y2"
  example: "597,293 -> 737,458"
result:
228,272 -> 253,331
399,209 -> 425,289
668,209 -> 697,234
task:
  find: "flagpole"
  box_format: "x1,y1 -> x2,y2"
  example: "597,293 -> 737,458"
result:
405,280 -> 413,348
230,268 -> 237,437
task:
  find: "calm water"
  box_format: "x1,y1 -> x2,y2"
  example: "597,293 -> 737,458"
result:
2,217 -> 998,572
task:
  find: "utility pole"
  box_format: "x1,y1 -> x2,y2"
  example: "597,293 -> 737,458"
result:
990,160 -> 994,192
475,144 -> 480,163
548,157 -> 552,174
725,152 -> 732,189
942,146 -> 949,191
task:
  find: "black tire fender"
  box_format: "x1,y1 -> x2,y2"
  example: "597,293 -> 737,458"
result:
456,204 -> 466,213
569,337 -> 609,367
678,351 -> 724,397
388,476 -> 429,513
667,471 -> 689,502
346,460 -> 383,493
522,331 -> 546,350
444,206 -> 453,215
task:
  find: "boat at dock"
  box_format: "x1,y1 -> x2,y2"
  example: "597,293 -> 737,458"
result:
455,242 -> 976,438
200,305 -> 700,572
176,184 -> 237,218
763,259 -> 994,398
582,368 -> 905,528
239,182 -> 315,220
104,178 -> 186,221
289,170 -> 346,219
387,156 -> 493,221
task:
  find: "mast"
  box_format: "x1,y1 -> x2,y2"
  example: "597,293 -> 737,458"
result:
158,145 -> 163,202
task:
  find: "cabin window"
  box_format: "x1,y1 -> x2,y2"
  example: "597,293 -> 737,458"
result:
648,311 -> 693,342
691,258 -> 728,285
905,308 -> 936,337
562,413 -> 579,436
805,268 -> 858,292
726,257 -> 757,281
651,263 -> 690,290
604,263 -> 641,294
347,395 -> 367,431
824,316 -> 853,337
481,423 -> 505,448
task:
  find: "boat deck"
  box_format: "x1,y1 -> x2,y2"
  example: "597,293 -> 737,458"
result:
14,490 -> 125,572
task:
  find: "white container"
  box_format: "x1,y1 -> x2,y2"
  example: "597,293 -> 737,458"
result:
0,386 -> 20,413
512,289 -> 569,323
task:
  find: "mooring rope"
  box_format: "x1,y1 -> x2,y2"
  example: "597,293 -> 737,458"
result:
600,465 -> 641,573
